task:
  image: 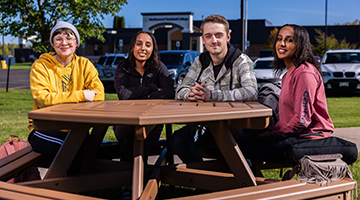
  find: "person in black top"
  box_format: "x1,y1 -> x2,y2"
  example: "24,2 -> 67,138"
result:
113,31 -> 175,163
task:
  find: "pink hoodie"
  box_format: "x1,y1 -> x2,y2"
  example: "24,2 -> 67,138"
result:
270,63 -> 334,138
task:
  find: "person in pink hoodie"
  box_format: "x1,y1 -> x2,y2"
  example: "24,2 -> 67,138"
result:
238,24 -> 334,162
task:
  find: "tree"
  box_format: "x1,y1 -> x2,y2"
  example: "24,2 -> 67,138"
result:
113,16 -> 125,29
0,43 -> 18,56
311,29 -> 358,57
0,0 -> 128,53
264,28 -> 278,49
334,19 -> 359,26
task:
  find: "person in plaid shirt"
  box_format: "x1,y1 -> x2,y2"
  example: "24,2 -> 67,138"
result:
171,14 -> 258,163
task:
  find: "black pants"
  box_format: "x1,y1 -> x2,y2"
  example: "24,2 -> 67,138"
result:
170,125 -> 221,163
113,124 -> 163,163
28,129 -> 86,175
237,136 -> 289,163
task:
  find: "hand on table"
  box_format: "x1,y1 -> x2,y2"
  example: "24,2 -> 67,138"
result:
188,82 -> 211,102
83,90 -> 98,102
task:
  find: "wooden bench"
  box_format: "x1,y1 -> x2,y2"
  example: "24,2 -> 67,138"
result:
170,177 -> 356,200
0,146 -> 41,182
0,180 -> 105,200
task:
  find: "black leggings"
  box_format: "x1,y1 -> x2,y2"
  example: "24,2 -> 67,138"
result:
28,129 -> 86,175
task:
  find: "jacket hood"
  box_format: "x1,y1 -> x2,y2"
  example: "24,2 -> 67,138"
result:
37,52 -> 77,69
199,44 -> 241,70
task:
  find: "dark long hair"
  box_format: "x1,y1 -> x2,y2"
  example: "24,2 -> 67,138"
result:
125,31 -> 160,75
272,24 -> 320,77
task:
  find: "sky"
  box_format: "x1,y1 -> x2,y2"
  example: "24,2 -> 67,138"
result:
2,0 -> 359,45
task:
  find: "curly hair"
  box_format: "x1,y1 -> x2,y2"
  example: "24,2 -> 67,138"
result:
272,24 -> 320,78
124,31 -> 160,75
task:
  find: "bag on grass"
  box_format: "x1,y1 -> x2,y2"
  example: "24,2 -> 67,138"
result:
0,135 -> 41,183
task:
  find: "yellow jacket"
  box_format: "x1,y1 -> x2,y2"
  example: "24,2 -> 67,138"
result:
29,53 -> 105,130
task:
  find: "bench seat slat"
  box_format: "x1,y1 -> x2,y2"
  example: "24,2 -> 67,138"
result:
171,177 -> 356,200
0,181 -> 105,200
0,146 -> 33,168
0,151 -> 41,181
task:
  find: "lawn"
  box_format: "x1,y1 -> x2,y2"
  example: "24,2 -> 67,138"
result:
0,89 -> 359,198
3,62 -> 32,69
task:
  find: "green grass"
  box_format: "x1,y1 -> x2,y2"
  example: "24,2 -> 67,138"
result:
327,97 -> 360,127
1,62 -> 32,69
1,89 -> 359,199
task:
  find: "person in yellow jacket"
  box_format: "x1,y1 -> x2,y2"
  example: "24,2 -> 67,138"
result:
28,21 -> 104,171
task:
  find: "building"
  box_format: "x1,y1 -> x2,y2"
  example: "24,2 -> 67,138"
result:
77,12 -> 360,60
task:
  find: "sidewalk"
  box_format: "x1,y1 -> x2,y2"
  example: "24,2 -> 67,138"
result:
332,127 -> 360,149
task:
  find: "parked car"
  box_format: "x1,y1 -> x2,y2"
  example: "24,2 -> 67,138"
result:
102,53 -> 127,77
321,49 -> 360,94
314,55 -> 321,63
94,55 -> 107,78
95,53 -> 127,78
253,57 -> 285,88
159,50 -> 200,88
95,53 -> 127,93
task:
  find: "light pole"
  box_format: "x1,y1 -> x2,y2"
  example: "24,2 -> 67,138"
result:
2,35 -> 4,59
324,0 -> 328,53
240,0 -> 245,52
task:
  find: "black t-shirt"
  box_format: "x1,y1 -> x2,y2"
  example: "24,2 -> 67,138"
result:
213,62 -> 223,80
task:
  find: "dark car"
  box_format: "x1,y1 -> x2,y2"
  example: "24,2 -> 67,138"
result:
95,54 -> 127,78
159,50 -> 200,87
95,53 -> 127,93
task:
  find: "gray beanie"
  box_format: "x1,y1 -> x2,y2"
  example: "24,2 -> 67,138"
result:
50,21 -> 80,48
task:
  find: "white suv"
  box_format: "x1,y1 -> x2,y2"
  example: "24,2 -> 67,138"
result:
321,49 -> 360,94
253,57 -> 286,88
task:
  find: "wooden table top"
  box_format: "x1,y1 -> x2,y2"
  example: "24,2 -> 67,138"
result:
28,100 -> 272,126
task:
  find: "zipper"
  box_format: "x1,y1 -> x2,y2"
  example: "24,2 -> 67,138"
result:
140,78 -> 143,87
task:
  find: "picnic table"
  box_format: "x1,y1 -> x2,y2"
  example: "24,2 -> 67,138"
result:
23,99 -> 356,199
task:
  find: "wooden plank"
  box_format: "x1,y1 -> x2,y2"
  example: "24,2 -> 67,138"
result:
29,100 -> 273,127
0,189 -> 50,200
160,165 -> 238,191
0,181 -> 104,200
135,125 -> 155,140
169,178 -> 356,200
44,128 -> 89,179
207,121 -> 257,188
83,126 -> 109,158
132,137 -> 145,200
0,146 -> 33,168
0,151 -> 41,181
19,170 -> 137,193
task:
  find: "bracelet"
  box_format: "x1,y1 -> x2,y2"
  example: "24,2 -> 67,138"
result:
209,91 -> 212,102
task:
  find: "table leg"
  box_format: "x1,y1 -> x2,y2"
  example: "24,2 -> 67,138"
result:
44,127 -> 90,179
207,121 -> 257,188
165,124 -> 174,165
133,126 -> 145,200
83,126 -> 109,158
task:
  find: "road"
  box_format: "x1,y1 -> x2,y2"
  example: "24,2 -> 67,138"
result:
0,69 -> 31,90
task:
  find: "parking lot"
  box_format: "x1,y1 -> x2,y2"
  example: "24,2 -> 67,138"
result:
0,69 -> 31,90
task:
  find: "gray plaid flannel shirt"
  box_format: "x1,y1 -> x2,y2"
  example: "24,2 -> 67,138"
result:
176,53 -> 258,102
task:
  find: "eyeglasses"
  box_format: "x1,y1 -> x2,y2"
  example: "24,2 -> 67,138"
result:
53,37 -> 76,44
